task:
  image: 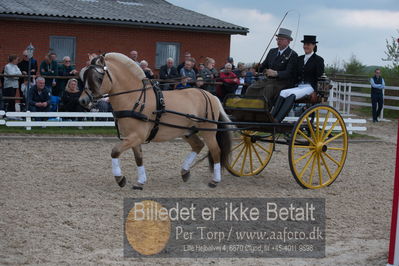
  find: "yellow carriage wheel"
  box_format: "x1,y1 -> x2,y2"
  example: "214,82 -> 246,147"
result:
289,105 -> 348,189
227,131 -> 274,177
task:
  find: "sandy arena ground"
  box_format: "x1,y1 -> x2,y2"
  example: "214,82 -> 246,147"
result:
0,119 -> 397,265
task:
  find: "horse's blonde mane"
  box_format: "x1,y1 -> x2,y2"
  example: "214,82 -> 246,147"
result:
105,52 -> 146,80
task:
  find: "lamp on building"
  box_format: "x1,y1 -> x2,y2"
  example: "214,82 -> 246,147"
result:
26,43 -> 35,111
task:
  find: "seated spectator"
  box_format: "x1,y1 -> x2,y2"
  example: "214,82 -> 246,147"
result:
198,63 -> 205,72
139,60 -> 155,79
129,50 -> 139,65
220,57 -> 236,71
40,54 -> 58,93
233,62 -> 245,77
200,57 -> 219,95
176,76 -> 191,90
179,59 -> 196,83
27,77 -> 51,112
177,51 -> 192,73
159,57 -> 179,90
195,76 -> 205,89
57,56 -> 78,97
96,97 -> 112,112
218,63 -> 240,100
20,77 -> 35,102
3,54 -> 22,111
61,79 -> 85,113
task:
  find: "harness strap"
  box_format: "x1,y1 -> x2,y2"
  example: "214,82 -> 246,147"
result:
145,82 -> 165,143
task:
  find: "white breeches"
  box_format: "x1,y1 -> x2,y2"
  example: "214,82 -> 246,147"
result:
280,84 -> 314,100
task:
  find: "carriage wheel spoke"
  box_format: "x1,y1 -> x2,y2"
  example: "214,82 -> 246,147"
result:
248,143 -> 254,173
298,153 -> 315,179
309,153 -> 317,185
324,132 -> 344,145
251,143 -> 264,165
255,142 -> 271,154
315,110 -> 320,140
320,111 -> 330,142
240,145 -> 249,175
320,154 -> 333,180
231,144 -> 246,168
328,147 -> 345,151
294,150 -> 314,164
324,152 -> 342,167
298,130 -> 315,146
322,119 -> 339,141
317,153 -> 323,185
306,116 -> 317,142
294,145 -> 315,149
231,141 -> 244,152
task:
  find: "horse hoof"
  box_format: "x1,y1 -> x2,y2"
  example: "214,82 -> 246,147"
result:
181,171 -> 190,182
208,181 -> 219,188
115,176 -> 126,188
132,184 -> 144,190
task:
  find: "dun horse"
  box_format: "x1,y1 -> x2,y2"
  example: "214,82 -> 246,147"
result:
79,53 -> 232,189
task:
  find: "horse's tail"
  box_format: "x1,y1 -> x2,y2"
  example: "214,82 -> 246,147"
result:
208,99 -> 233,171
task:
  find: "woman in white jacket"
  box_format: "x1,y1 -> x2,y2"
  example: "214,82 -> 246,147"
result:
3,54 -> 22,111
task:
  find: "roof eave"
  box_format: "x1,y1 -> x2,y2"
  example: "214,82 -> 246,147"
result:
0,14 -> 249,35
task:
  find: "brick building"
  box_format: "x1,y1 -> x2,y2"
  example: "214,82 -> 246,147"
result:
0,0 -> 248,74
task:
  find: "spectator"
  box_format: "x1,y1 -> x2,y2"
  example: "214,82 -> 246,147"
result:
57,56 -> 78,97
221,56 -> 236,71
177,52 -> 192,73
61,79 -> 85,113
129,50 -> 139,65
3,54 -> 22,111
20,77 -> 35,103
179,59 -> 196,82
27,77 -> 51,112
139,60 -> 154,79
200,57 -> 218,95
195,76 -> 205,89
176,76 -> 191,90
370,68 -> 385,122
17,50 -> 38,84
159,57 -> 179,90
40,55 -> 58,92
233,62 -> 245,77
218,63 -> 239,100
96,97 -> 112,113
198,63 -> 205,72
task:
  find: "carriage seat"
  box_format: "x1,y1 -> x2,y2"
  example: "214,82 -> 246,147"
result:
295,92 -> 321,104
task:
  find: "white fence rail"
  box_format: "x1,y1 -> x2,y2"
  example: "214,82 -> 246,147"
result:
0,111 -> 366,134
329,82 -> 399,119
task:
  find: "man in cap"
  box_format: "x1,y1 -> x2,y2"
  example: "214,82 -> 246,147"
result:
246,28 -> 298,110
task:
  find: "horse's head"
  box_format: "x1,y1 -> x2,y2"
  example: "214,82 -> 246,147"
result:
79,55 -> 110,108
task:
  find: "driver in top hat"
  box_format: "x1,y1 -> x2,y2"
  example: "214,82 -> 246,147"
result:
246,27 -> 298,110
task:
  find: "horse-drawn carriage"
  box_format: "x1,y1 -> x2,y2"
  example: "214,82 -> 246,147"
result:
222,75 -> 348,189
80,53 -> 348,190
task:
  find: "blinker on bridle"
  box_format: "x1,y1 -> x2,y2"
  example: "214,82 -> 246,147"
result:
83,58 -> 150,102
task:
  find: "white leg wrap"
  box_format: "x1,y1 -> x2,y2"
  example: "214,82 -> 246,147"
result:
137,166 -> 147,184
182,152 -> 197,171
112,158 -> 122,176
213,163 -> 221,183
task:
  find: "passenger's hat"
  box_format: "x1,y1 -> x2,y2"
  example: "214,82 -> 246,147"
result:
301,35 -> 318,44
276,28 -> 293,41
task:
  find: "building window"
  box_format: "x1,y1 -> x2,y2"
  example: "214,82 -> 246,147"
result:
155,42 -> 180,69
49,36 -> 76,63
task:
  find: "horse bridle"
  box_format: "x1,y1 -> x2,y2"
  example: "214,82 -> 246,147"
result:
83,58 -> 150,102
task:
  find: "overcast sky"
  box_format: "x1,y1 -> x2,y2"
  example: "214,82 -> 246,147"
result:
168,0 -> 399,67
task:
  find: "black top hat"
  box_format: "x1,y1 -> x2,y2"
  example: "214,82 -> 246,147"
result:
301,35 -> 318,44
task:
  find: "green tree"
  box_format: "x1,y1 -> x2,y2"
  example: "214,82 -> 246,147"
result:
344,54 -> 365,75
382,30 -> 399,71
